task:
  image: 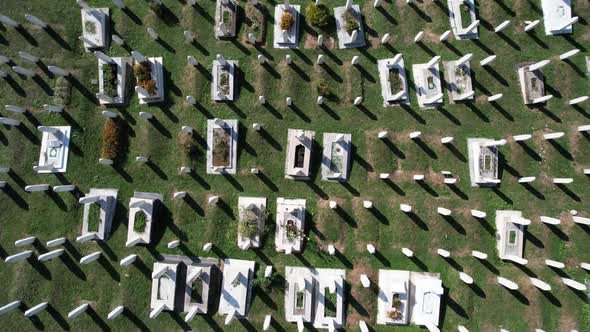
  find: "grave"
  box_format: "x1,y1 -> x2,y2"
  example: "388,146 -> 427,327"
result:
377,269 -> 443,329
541,0 -> 574,35
334,1 -> 366,49
219,258 -> 256,318
377,55 -> 410,106
237,196 -> 267,250
517,62 -> 547,105
313,268 -> 346,330
80,4 -> 109,51
97,55 -> 131,105
448,0 -> 479,40
412,57 -> 444,108
285,266 -> 315,324
467,138 -> 504,186
79,188 -> 118,241
150,262 -> 178,313
285,129 -> 315,180
184,264 -> 212,317
206,119 -> 238,174
214,0 -> 238,38
133,53 -> 164,104
275,198 -> 306,254
126,192 -> 163,247
443,54 -> 474,103
321,133 -> 351,182
36,126 -> 71,173
495,210 -> 526,261
273,1 -> 300,49
211,57 -> 238,101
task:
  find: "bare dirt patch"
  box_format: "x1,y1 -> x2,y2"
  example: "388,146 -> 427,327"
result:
304,34 -> 335,49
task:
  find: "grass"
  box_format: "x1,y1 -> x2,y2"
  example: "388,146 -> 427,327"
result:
134,211 -> 147,233
87,203 -> 101,233
0,0 -> 589,331
324,288 -> 337,317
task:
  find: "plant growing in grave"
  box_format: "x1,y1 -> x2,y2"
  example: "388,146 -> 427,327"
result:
315,79 -> 331,97
212,128 -> 231,166
460,3 -> 471,28
389,68 -> 402,92
134,62 -> 157,95
392,293 -> 402,309
305,4 -> 330,29
279,12 -> 294,30
343,9 -> 359,35
134,211 -> 148,233
252,266 -> 283,291
245,2 -> 265,40
87,202 -> 101,232
387,309 -> 403,320
238,205 -> 268,239
102,63 -> 118,97
218,69 -> 230,95
101,118 -> 126,161
324,288 -> 338,316
222,9 -> 231,27
85,21 -> 96,35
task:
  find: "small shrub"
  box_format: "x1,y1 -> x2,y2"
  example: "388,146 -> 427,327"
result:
101,118 -> 126,161
305,4 -> 330,29
343,10 -> 359,34
315,80 -> 330,96
102,64 -> 118,97
148,0 -> 162,16
84,21 -> 96,35
178,131 -> 196,157
134,211 -> 147,233
133,62 -> 151,83
279,12 -> 294,30
87,203 -> 101,232
222,10 -> 231,26
54,76 -> 72,106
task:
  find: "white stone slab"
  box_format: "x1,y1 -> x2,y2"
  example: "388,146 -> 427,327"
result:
206,119 -> 238,174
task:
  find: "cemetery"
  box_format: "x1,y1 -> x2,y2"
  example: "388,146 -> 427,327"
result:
0,0 -> 589,331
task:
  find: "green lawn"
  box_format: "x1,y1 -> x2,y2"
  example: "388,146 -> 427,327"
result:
0,0 -> 589,331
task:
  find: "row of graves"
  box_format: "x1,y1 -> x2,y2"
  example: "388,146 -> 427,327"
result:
5,189 -> 589,330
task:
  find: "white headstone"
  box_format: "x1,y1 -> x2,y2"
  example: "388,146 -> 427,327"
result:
0,301 -> 21,316
257,54 -> 265,64
479,55 -> 496,67
79,251 -> 102,264
360,274 -> 370,288
5,105 -> 26,114
14,236 -> 36,247
4,250 -> 33,263
0,14 -> 20,28
494,20 -> 510,33
487,94 -> 503,102
317,54 -> 325,65
173,191 -> 186,199
459,272 -> 473,284
497,276 -> 518,290
17,51 -> 39,63
147,27 -> 159,40
187,56 -> 199,66
139,111 -> 153,119
12,66 -> 37,77
471,250 -> 487,260
112,35 -> 125,45
0,117 -> 21,126
67,303 -> 89,319
366,244 -> 376,254
203,243 -> 213,251
354,96 -> 363,105
46,237 -> 67,247
208,196 -> 219,205
529,277 -> 551,291
562,278 -> 587,291
545,259 -> 565,269
131,51 -> 146,63
94,51 -> 114,64
437,248 -> 450,258
351,56 -> 360,65
98,158 -> 114,165
439,30 -> 452,41
401,247 -> 413,257
437,207 -> 451,216
327,245 -> 335,256
414,31 -> 424,43
24,302 -> 48,317
42,104 -> 64,113
263,315 -> 272,330
524,20 -> 540,32
24,184 -> 49,192
317,34 -> 324,47
216,54 -> 227,66
119,254 -> 137,267
560,49 -> 580,61
363,200 -> 373,209
381,33 -> 390,44
400,204 -> 412,213
107,306 -> 125,320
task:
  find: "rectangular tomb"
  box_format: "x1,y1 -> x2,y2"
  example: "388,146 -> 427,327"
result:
378,56 -> 410,105
443,59 -> 474,103
412,62 -> 443,109
126,192 -> 162,247
448,0 -> 478,40
135,57 -> 164,104
211,60 -> 238,101
81,7 -> 109,51
81,188 -> 118,241
215,0 -> 238,38
237,196 -> 267,250
151,262 -> 179,311
183,264 -> 212,315
206,119 -> 238,174
517,64 -> 546,105
275,198 -> 306,254
219,258 -> 256,317
37,126 -> 71,173
285,129 -> 315,180
541,0 -> 573,35
467,138 -> 501,187
495,210 -> 525,260
334,5 -> 366,49
313,268 -> 346,330
285,266 -> 315,323
273,4 -> 300,49
321,133 -> 351,182
98,57 -> 131,105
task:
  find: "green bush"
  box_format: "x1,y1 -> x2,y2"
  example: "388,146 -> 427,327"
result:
343,10 -> 359,34
102,64 -> 118,97
134,211 -> 147,233
305,4 -> 330,29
